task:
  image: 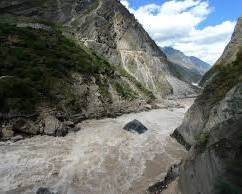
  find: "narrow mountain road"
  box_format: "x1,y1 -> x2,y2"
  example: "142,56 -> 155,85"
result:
0,99 -> 193,194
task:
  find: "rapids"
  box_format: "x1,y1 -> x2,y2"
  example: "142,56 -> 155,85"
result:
0,99 -> 193,194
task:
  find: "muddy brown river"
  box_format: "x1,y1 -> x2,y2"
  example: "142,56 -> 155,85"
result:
0,99 -> 193,194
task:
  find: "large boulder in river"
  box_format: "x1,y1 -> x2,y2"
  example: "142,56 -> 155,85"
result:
123,119 -> 148,134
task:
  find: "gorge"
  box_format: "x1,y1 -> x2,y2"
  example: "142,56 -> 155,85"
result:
0,99 -> 192,194
0,0 -> 241,194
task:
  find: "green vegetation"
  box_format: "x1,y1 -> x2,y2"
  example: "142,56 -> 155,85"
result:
0,21 -> 155,113
195,131 -> 210,149
199,64 -> 219,86
95,76 -> 112,102
215,134 -> 242,194
216,179 -> 242,194
115,65 -> 155,100
198,48 -> 242,105
0,22 -> 114,113
114,81 -> 137,100
0,77 -> 38,112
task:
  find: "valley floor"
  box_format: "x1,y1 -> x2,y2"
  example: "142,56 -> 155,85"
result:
0,99 -> 194,194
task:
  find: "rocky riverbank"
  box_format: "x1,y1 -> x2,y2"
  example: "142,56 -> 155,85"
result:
146,162 -> 181,194
0,98 -> 185,143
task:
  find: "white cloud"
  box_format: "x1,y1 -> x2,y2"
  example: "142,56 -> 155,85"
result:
121,0 -> 236,64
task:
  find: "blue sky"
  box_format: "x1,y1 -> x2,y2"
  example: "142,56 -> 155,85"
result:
121,0 -> 242,64
126,0 -> 242,27
196,0 -> 242,28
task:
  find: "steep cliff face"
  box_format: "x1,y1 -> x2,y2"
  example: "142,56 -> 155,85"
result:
170,17 -> 242,194
0,0 -> 199,140
0,21 -> 155,140
173,17 -> 242,147
0,0 -> 196,97
200,16 -> 242,87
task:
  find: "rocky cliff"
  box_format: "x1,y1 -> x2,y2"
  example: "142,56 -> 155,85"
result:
200,16 -> 242,87
0,0 -> 196,97
0,20 -> 155,141
168,17 -> 242,194
0,0 -> 198,140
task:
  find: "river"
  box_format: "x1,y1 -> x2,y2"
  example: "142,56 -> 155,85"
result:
0,99 -> 193,194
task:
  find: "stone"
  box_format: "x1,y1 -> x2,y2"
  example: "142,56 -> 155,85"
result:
68,126 -> 81,132
13,119 -> 39,135
55,127 -> 68,137
151,104 -> 161,109
36,187 -> 58,194
144,104 -> 152,110
123,119 -> 148,134
64,121 -> 75,128
17,23 -> 52,31
72,114 -> 86,122
11,135 -> 24,142
55,112 -> 66,122
43,115 -> 67,136
147,162 -> 181,193
1,127 -> 14,138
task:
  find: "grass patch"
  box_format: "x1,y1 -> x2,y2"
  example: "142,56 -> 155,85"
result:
114,81 -> 137,100
95,76 -> 112,102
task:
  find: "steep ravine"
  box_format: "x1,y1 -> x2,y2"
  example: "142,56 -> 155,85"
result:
0,0 -> 198,141
153,17 -> 242,194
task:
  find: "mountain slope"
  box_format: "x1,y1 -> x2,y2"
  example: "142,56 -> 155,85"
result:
161,46 -> 210,83
0,0 -> 197,97
189,56 -> 211,70
0,21 -> 155,139
168,17 -> 242,194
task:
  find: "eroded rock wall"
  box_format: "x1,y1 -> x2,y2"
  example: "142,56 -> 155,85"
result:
0,0 -> 196,97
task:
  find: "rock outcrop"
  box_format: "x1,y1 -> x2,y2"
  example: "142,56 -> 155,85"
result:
168,17 -> 242,194
123,119 -> 148,134
0,0 -> 197,97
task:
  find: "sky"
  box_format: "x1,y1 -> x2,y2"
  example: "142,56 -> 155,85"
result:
120,0 -> 242,64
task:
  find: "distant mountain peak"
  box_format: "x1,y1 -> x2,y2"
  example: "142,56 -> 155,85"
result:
161,46 -> 211,83
189,56 -> 211,70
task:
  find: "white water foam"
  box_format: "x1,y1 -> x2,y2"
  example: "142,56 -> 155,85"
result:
0,100 -> 192,194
